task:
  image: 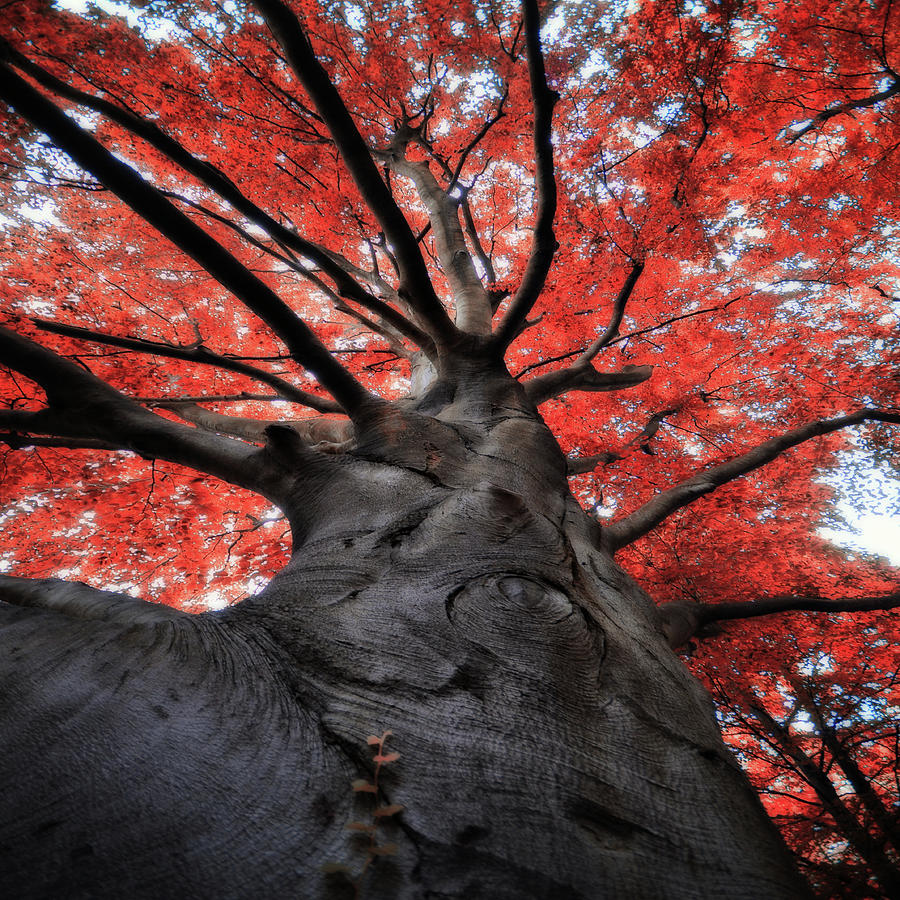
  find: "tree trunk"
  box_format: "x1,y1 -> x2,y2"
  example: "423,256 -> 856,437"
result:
0,370 -> 808,898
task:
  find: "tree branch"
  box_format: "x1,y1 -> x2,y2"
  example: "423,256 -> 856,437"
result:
448,86 -> 508,189
0,326 -> 287,497
0,60 -> 374,418
462,199 -> 498,288
161,401 -> 352,450
795,686 -> 900,854
381,139 -> 492,334
749,700 -> 900,895
251,0 -> 458,345
515,293 -> 746,380
0,574 -> 184,625
524,363 -> 653,405
136,394 -> 279,405
492,0 -> 559,349
658,591 -> 900,649
0,432 -> 122,452
566,407 -> 678,475
31,318 -> 342,413
422,91 -> 506,290
787,72 -> 900,142
566,451 -> 623,475
605,408 -> 900,552
576,261 -> 645,364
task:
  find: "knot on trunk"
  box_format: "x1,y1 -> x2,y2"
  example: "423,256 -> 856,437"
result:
656,602 -> 703,648
446,574 -> 605,690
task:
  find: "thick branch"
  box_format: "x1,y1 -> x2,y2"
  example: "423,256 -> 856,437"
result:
524,363 -> 653,405
701,591 -> 900,626
0,61 -> 373,418
0,41 -> 435,354
0,326 -> 283,496
461,200 -> 497,287
0,432 -> 121,452
658,591 -> 900,649
492,0 -> 559,348
566,451 -> 623,475
162,402 -> 352,449
32,318 -> 341,413
385,149 -> 491,334
423,92 -> 507,289
0,574 -> 183,625
137,394 -> 279,405
605,409 -> 900,552
251,0 -> 457,344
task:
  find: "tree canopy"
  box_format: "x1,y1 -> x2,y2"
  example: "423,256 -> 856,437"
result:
1,0 -> 899,894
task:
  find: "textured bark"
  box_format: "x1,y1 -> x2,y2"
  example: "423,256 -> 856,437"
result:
0,366 -> 808,899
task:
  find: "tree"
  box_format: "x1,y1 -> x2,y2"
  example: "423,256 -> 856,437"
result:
0,0 -> 898,896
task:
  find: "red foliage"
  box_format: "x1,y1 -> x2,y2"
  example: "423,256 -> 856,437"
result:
1,0 -> 898,889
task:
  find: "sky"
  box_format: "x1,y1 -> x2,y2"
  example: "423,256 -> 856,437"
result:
819,459 -> 900,566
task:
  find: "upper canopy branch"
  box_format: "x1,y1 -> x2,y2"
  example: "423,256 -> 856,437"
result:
787,70 -> 900,142
380,131 -> 492,334
251,0 -> 458,346
448,86 -> 508,191
492,0 -> 559,350
161,190 -> 430,352
576,262 -> 645,364
515,293 -> 746,380
604,408 -> 900,552
522,262 -> 648,403
0,60 -> 375,419
412,107 -> 506,295
0,40 -> 434,356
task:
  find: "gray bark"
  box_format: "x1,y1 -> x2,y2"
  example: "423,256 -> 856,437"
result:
0,369 -> 808,899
